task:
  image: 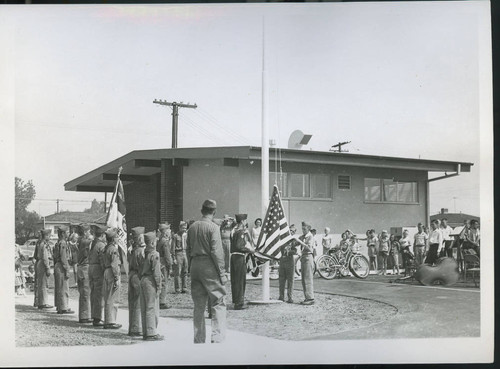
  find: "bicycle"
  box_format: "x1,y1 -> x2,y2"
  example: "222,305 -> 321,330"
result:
316,243 -> 370,279
294,255 -> 317,278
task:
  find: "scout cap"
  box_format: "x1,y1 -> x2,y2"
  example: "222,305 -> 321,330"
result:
41,229 -> 52,236
57,225 -> 69,233
301,221 -> 311,228
131,226 -> 145,237
158,223 -> 170,231
235,214 -> 247,223
144,231 -> 156,245
78,223 -> 91,233
381,229 -> 388,234
202,199 -> 217,210
179,221 -> 187,228
92,224 -> 107,236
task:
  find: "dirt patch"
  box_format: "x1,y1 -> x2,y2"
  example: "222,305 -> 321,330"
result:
157,277 -> 398,341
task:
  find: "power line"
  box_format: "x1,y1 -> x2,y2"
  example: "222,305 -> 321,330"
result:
193,108 -> 249,145
181,114 -> 231,145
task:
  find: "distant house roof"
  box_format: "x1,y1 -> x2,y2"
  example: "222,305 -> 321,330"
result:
38,211 -> 107,225
64,146 -> 473,192
430,212 -> 480,226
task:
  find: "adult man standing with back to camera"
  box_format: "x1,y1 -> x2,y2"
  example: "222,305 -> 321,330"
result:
186,199 -> 228,344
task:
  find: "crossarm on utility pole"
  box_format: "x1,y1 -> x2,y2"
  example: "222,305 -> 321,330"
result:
153,99 -> 197,148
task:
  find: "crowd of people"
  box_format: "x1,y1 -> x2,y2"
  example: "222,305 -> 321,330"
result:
319,217 -> 480,276
15,200 -> 480,344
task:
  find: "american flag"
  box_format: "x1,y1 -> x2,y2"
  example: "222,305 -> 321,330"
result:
254,184 -> 293,261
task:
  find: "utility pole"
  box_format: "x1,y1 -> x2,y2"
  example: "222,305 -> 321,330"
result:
330,141 -> 351,153
153,99 -> 197,148
56,199 -> 60,213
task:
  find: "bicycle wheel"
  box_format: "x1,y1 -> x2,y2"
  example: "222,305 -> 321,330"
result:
294,256 -> 317,277
349,254 -> 370,279
316,255 -> 338,280
295,257 -> 301,277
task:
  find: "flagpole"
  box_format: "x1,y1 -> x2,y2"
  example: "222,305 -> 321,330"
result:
260,17 -> 271,302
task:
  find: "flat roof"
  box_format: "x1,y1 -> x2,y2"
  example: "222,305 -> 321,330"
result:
64,146 -> 473,192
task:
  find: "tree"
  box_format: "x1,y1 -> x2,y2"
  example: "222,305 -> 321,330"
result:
84,199 -> 105,214
15,177 -> 41,243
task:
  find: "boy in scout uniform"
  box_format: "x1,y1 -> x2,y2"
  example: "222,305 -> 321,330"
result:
88,224 -> 107,327
157,223 -> 172,309
186,199 -> 228,344
128,226 -> 145,336
101,228 -> 122,329
76,223 -> 93,323
140,231 -> 164,341
36,229 -> 53,309
299,221 -> 315,305
230,214 -> 255,310
171,221 -> 188,294
278,225 -> 298,303
32,230 -> 43,308
53,225 -> 74,314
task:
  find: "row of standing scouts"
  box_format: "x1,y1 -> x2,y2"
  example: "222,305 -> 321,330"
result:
27,199 -> 319,344
25,199 -> 480,344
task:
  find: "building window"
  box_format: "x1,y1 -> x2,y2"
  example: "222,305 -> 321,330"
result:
365,178 -> 418,203
289,173 -> 310,198
269,172 -> 287,197
270,172 -> 333,200
311,174 -> 331,198
338,175 -> 351,190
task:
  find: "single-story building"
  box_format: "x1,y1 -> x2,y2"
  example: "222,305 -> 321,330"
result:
64,146 -> 472,235
430,208 -> 480,228
36,211 -> 107,239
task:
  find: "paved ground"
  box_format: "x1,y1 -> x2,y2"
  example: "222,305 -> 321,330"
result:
256,275 -> 480,340
17,270 -> 479,345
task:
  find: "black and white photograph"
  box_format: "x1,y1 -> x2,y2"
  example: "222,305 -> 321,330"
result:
0,0 -> 494,366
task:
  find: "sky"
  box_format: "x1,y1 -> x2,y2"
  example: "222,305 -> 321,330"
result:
8,2 -> 488,217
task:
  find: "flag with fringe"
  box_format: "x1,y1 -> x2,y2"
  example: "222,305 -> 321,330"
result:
106,174 -> 129,275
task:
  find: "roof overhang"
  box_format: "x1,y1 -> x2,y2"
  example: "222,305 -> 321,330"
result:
64,146 -> 473,192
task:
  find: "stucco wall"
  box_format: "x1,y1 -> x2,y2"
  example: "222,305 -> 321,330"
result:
238,159 -> 427,234
182,159 -> 240,221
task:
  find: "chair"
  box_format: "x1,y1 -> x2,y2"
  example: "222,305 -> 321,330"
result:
463,253 -> 480,287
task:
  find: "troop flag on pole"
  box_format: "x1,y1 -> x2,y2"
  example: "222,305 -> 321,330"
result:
106,168 -> 129,275
254,184 -> 293,262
